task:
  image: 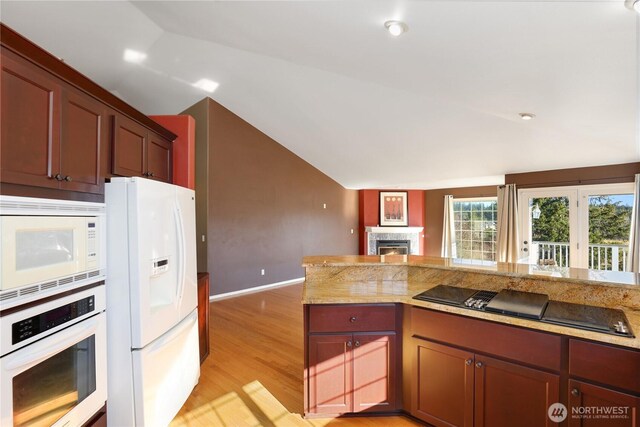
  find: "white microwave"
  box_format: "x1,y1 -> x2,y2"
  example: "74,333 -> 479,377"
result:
0,196 -> 106,308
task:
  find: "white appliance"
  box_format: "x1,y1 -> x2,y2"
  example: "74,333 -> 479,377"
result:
106,177 -> 200,427
0,196 -> 106,309
0,285 -> 107,427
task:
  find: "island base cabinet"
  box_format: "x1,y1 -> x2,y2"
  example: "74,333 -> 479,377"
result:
353,334 -> 397,412
569,380 -> 639,427
474,355 -> 559,427
308,334 -> 353,414
411,339 -> 560,427
307,333 -> 397,416
305,304 -> 399,417
413,339 -> 474,427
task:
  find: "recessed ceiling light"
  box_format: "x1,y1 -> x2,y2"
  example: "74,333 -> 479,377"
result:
192,79 -> 219,93
384,20 -> 408,37
624,0 -> 640,12
123,49 -> 147,64
519,113 -> 536,121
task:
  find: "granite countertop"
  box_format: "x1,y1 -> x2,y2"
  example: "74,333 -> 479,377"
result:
303,255 -> 640,288
302,256 -> 640,350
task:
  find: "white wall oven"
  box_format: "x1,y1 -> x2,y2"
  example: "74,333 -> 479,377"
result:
0,196 -> 105,310
0,284 -> 107,427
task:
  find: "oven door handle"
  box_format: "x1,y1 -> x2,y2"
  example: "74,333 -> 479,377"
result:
6,315 -> 99,371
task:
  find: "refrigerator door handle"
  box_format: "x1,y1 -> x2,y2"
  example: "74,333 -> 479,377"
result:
174,203 -> 187,302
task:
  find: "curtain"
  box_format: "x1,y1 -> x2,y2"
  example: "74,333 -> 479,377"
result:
496,184 -> 520,263
627,174 -> 640,272
441,195 -> 457,258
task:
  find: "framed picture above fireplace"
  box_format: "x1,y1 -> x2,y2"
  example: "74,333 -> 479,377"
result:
380,191 -> 408,226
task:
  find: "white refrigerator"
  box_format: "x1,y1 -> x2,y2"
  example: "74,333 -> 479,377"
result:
105,177 -> 200,427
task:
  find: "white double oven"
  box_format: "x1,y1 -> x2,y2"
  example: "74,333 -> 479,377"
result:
0,196 -> 107,427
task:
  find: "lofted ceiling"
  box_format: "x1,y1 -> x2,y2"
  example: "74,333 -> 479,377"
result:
1,1 -> 638,189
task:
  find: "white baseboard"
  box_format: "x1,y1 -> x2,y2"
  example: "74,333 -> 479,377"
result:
209,277 -> 305,302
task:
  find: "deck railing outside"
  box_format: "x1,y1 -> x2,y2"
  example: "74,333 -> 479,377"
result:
532,241 -> 629,272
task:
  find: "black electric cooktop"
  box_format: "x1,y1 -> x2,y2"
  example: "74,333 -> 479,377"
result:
542,301 -> 634,337
413,285 -> 634,338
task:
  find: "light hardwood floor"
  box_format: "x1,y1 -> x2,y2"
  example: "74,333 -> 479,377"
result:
170,283 -> 421,426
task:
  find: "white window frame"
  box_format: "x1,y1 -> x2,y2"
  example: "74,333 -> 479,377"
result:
452,196 -> 498,262
518,183 -> 634,269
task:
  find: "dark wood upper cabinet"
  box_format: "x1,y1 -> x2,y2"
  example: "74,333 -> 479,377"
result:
412,339 -> 474,427
60,87 -> 105,194
474,354 -> 559,427
1,48 -> 61,189
112,115 -> 172,183
568,380 -> 639,427
0,24 -> 176,200
146,132 -> 171,182
308,333 -> 353,414
112,114 -> 146,178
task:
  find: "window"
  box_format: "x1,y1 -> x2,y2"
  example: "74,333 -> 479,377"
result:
453,198 -> 497,261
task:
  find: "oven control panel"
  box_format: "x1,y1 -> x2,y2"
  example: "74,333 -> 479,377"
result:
12,296 -> 95,344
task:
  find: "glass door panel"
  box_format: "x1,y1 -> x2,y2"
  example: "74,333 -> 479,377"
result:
519,189 -> 578,268
579,186 -> 634,272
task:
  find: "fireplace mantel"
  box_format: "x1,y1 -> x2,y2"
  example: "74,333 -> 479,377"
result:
365,226 -> 424,255
365,226 -> 424,234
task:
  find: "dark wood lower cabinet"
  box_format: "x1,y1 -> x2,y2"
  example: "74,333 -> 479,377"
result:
197,272 -> 210,364
474,355 -> 559,427
569,380 -> 639,427
412,339 -> 474,427
305,304 -> 399,416
303,304 -> 639,425
308,334 -> 353,414
353,333 -> 397,412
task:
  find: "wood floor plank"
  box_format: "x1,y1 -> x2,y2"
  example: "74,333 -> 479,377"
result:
170,284 -> 420,426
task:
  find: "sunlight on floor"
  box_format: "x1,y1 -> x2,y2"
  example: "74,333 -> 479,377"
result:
171,380 -> 365,427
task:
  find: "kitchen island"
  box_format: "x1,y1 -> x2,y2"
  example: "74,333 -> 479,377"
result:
302,255 -> 640,425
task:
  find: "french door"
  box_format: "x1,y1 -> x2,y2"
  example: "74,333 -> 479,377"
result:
518,184 -> 634,270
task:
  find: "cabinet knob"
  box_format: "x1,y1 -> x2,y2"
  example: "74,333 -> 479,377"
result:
64,175 -> 72,182
53,173 -> 64,181
571,388 -> 580,397
148,171 -> 154,177
346,340 -> 352,348
349,316 -> 357,323
143,172 -> 149,177
465,358 -> 473,366
475,361 -> 483,368
354,340 -> 360,347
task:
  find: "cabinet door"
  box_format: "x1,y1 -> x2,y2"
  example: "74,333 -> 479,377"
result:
197,273 -> 210,364
112,114 -> 146,178
1,49 -> 60,188
308,334 -> 353,414
569,380 -> 639,427
412,339 -> 474,427
353,333 -> 396,413
475,354 -> 560,427
146,132 -> 171,183
60,87 -> 104,194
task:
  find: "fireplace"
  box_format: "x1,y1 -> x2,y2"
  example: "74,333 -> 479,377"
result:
377,240 -> 411,255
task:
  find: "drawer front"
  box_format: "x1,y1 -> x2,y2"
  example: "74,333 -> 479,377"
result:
570,339 -> 640,394
411,307 -> 562,371
309,304 -> 397,333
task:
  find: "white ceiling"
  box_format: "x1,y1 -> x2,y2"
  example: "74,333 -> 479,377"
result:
1,1 -> 638,189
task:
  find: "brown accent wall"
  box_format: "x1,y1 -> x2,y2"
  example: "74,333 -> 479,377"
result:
506,162 -> 640,189
184,98 -> 359,296
424,186 -> 497,257
180,99 -> 209,273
